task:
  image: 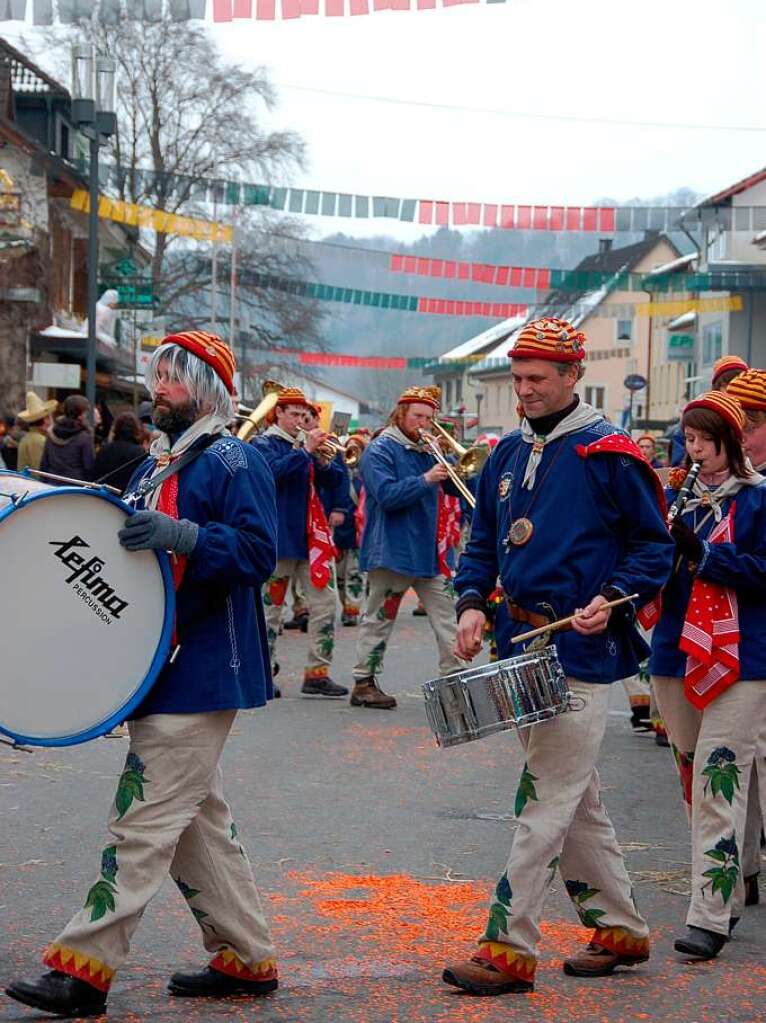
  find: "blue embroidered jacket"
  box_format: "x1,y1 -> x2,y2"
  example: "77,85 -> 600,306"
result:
455,422 -> 674,683
127,436 -> 277,716
650,482 -> 766,679
251,433 -> 344,560
359,433 -> 457,578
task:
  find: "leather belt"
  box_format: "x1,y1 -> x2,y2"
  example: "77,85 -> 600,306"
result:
506,600 -> 572,634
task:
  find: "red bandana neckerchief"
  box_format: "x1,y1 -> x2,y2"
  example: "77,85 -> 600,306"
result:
155,468 -> 187,646
436,489 -> 453,579
679,506 -> 740,709
307,463 -> 337,588
576,435 -> 667,629
354,484 -> 366,548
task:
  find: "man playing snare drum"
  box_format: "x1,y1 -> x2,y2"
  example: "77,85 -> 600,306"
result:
443,318 -> 673,997
6,333 -> 281,1017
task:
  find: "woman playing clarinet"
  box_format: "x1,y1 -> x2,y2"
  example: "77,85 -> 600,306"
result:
649,390 -> 766,960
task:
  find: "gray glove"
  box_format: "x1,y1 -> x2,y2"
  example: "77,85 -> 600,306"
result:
119,509 -> 199,555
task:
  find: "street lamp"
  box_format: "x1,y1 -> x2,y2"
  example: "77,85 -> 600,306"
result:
71,45 -> 116,418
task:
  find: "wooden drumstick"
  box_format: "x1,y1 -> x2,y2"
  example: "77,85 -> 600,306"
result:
511,593 -> 640,645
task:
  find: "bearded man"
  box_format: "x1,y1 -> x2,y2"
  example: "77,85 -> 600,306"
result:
6,332 -> 280,1017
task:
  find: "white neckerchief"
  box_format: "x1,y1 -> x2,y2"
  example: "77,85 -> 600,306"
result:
520,401 -> 603,489
264,423 -> 300,445
382,424 -> 422,452
683,470 -> 765,523
144,411 -> 229,510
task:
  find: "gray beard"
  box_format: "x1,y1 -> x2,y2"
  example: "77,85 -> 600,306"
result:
153,401 -> 198,436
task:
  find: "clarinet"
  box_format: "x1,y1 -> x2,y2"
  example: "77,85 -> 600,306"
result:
667,461 -> 702,524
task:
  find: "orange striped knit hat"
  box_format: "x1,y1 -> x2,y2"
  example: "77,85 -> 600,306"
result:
510,317 -> 586,363
274,386 -> 313,410
163,330 -> 236,394
726,368 -> 766,411
711,354 -> 748,387
397,385 -> 441,410
683,390 -> 746,439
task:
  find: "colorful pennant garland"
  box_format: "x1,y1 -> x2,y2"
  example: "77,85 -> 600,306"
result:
70,189 -> 233,242
1,0 -> 508,24
242,269 -> 527,317
388,254 -> 766,293
87,163 -> 766,233
241,270 -> 743,320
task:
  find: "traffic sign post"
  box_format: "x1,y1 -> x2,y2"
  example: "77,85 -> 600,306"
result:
624,374 -> 647,432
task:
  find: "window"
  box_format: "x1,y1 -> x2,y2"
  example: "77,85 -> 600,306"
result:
702,322 -> 723,366
616,319 -> 633,343
445,379 -> 453,406
455,376 -> 463,403
584,385 -> 606,411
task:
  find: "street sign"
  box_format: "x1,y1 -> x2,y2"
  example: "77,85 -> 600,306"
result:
667,334 -> 695,362
100,277 -> 158,309
624,373 -> 647,391
108,258 -> 139,277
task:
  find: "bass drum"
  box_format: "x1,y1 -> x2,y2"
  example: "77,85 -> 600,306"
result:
0,471 -> 174,747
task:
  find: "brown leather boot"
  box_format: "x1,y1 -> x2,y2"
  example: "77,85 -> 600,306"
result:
563,941 -> 649,977
350,677 -> 397,709
442,958 -> 534,996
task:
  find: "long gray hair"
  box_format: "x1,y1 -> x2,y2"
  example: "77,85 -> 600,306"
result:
145,343 -> 234,419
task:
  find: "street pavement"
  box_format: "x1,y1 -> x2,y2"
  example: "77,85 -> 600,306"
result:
1,590 -> 764,1023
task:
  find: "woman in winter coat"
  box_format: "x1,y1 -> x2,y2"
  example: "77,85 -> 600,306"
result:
92,412 -> 146,494
40,395 -> 95,482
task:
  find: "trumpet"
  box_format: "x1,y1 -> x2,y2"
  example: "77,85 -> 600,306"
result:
296,432 -> 365,467
235,379 -> 283,442
418,428 -> 476,508
429,419 -> 490,479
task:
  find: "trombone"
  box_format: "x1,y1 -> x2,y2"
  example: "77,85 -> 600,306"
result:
418,428 -> 476,508
429,419 -> 490,479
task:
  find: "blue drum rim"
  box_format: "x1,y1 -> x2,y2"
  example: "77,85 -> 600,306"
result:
0,471 -> 175,747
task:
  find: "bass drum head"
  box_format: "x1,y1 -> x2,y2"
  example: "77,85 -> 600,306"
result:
0,485 -> 174,746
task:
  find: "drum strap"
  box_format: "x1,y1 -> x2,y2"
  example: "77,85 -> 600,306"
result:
127,434 -> 218,504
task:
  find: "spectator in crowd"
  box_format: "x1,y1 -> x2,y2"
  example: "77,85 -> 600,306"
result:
41,395 -> 95,482
93,412 -> 147,493
1,415 -> 25,471
16,393 -> 58,472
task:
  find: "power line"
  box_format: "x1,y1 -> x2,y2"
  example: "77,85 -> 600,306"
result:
277,83 -> 766,134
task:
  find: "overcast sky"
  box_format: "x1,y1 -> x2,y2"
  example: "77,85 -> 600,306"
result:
207,0 -> 765,239
2,0 -> 763,242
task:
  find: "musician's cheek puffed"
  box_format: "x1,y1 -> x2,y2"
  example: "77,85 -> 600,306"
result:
443,317 -> 675,996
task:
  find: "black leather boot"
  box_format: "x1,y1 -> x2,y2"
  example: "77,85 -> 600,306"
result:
674,926 -> 727,959
168,966 -> 278,997
6,971 -> 107,1017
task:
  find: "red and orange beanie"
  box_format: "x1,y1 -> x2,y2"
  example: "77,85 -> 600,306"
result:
509,317 -> 586,363
683,390 -> 746,439
163,330 -> 237,395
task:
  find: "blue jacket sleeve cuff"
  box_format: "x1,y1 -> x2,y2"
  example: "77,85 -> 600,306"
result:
696,539 -> 711,574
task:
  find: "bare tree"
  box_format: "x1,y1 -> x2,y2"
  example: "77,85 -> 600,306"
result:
27,19 -> 325,357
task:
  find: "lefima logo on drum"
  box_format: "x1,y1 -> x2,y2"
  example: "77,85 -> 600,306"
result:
49,535 -> 130,622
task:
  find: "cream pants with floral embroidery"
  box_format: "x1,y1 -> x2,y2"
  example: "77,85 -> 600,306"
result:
352,568 -> 461,681
478,680 -> 648,971
652,676 -> 766,935
44,711 -> 276,989
264,558 -> 337,680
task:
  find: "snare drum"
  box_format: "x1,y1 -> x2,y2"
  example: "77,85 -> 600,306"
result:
422,646 -> 573,748
0,471 -> 174,747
